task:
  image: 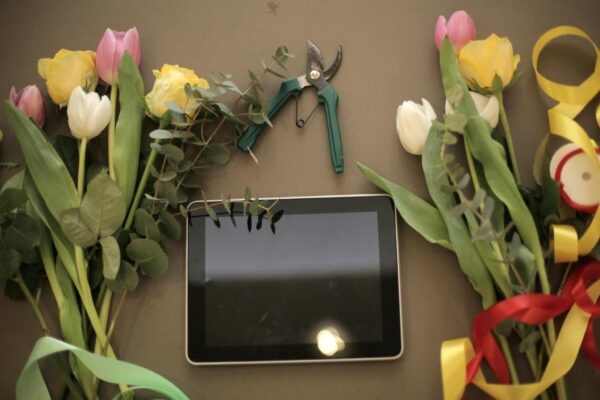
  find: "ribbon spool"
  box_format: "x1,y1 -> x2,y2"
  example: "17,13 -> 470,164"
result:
441,27 -> 600,399
532,26 -> 600,263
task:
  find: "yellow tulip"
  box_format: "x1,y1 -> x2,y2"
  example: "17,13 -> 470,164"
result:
38,49 -> 98,107
458,34 -> 520,90
145,64 -> 209,119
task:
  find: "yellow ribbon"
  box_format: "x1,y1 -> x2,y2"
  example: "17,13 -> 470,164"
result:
441,26 -> 600,399
441,282 -> 600,400
532,26 -> 600,262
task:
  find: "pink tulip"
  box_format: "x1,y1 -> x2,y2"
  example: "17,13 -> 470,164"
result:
9,85 -> 45,126
434,10 -> 476,52
95,27 -> 141,85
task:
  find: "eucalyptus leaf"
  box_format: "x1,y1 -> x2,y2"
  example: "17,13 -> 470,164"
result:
60,208 -> 97,247
157,209 -> 181,240
149,129 -> 173,140
134,209 -> 161,241
106,261 -> 139,293
126,239 -> 168,278
100,236 -> 121,280
80,172 -> 126,237
154,181 -> 179,206
4,212 -> 41,251
203,144 -> 230,166
161,144 -> 185,162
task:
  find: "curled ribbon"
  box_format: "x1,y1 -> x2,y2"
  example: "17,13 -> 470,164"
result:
532,26 -> 600,263
442,260 -> 600,400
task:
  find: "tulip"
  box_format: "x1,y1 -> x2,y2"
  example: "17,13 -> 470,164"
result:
95,27 -> 141,85
67,87 -> 111,140
145,64 -> 209,120
38,49 -> 98,107
458,34 -> 520,90
9,85 -> 45,126
396,99 -> 437,155
434,10 -> 476,52
445,91 -> 499,129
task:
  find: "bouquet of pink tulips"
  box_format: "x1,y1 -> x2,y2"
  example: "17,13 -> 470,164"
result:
1,26 -> 291,399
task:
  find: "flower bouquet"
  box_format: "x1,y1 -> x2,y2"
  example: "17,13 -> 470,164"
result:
359,11 -> 600,400
1,26 -> 291,399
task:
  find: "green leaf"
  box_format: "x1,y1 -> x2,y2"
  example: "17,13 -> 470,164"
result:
4,212 -> 41,251
80,172 -> 126,238
106,261 -> 139,293
533,134 -> 550,185
52,135 -> 79,181
244,186 -> 252,202
161,144 -> 185,162
60,208 -> 97,247
0,246 -> 21,279
114,52 -> 145,209
149,129 -> 173,140
265,68 -> 286,79
203,144 -> 230,166
439,38 -> 545,291
157,209 -> 181,240
0,188 -> 27,214
271,209 -> 284,224
99,236 -> 120,280
5,102 -> 78,224
248,70 -> 263,91
126,239 -> 168,278
154,180 -> 179,206
357,163 -> 452,250
446,84 -> 464,108
134,209 -> 161,241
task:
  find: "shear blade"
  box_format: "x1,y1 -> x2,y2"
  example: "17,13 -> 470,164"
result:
307,40 -> 326,72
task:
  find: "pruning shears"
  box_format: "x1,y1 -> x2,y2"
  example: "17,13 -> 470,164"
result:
237,40 -> 344,173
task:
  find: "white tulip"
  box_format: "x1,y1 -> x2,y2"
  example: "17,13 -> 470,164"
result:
396,99 -> 437,155
67,86 -> 112,140
445,91 -> 499,129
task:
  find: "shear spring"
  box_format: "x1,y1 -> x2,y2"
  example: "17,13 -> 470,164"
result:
294,95 -> 320,128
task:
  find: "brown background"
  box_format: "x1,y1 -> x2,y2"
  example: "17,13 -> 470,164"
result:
1,0 -> 600,398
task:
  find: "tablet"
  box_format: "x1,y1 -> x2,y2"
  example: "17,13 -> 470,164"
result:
186,194 -> 402,365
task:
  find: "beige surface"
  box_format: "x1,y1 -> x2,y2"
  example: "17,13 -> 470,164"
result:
1,0 -> 600,398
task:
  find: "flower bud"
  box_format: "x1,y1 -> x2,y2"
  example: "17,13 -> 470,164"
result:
434,10 -> 476,52
396,99 -> 437,155
445,91 -> 499,129
67,87 -> 112,140
9,85 -> 45,126
96,27 -> 141,85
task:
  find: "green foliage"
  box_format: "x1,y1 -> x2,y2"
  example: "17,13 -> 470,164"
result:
99,236 -> 120,280
80,173 -> 126,238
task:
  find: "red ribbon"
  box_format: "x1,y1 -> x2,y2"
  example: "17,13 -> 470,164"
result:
465,259 -> 600,384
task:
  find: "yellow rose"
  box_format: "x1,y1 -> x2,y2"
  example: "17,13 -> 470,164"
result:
458,34 -> 520,90
145,64 -> 209,119
38,49 -> 98,107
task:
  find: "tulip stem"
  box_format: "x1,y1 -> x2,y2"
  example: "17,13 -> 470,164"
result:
108,84 -> 118,181
496,93 -> 521,185
463,138 -> 480,192
77,138 -> 88,201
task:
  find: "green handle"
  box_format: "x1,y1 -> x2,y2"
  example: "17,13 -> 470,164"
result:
318,85 -> 344,173
238,77 -> 302,151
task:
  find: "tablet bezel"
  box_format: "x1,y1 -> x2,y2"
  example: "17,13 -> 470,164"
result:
185,194 -> 403,365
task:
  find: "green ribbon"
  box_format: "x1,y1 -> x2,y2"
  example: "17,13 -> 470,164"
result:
17,336 -> 189,400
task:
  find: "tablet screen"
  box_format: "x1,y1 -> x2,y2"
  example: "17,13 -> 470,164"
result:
187,195 -> 401,364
